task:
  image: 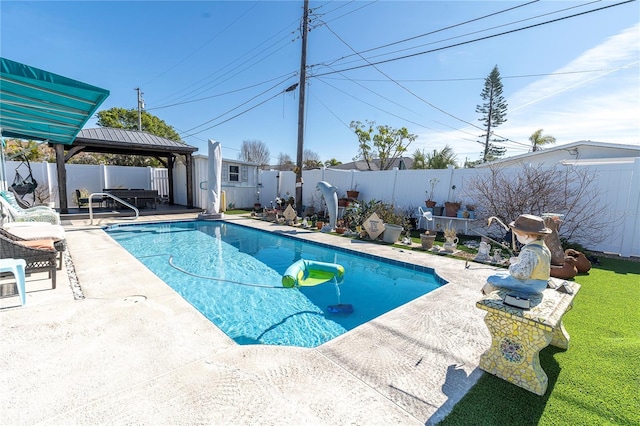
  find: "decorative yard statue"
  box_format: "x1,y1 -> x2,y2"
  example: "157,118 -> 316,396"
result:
316,181 -> 338,231
542,214 -> 583,279
486,214 -> 552,295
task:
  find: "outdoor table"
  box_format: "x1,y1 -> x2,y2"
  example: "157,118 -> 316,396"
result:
476,281 -> 580,395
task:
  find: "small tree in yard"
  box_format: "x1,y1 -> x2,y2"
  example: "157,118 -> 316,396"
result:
350,120 -> 416,170
466,163 -> 609,247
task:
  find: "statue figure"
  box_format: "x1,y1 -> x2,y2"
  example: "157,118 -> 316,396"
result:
486,214 -> 552,295
474,241 -> 491,262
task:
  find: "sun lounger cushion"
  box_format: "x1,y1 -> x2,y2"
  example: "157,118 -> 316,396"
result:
15,239 -> 56,250
3,223 -> 66,241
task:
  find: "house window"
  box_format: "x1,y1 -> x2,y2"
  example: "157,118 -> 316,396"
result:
229,165 -> 240,182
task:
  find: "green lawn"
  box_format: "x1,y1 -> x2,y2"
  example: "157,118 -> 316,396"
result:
440,257 -> 640,425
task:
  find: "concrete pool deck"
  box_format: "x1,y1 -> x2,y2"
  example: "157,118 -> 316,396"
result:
1,214 -> 498,425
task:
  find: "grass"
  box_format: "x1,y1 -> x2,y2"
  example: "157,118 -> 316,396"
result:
440,257 -> 640,425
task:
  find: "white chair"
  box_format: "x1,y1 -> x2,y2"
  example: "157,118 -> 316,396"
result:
418,206 -> 433,230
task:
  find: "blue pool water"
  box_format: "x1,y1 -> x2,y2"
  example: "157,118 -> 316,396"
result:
105,221 -> 444,348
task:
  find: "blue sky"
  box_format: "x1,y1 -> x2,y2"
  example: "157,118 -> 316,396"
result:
2,1 -> 638,164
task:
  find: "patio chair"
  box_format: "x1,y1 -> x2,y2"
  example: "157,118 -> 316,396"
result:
0,228 -> 57,289
75,189 -> 104,209
417,206 -> 433,230
0,195 -> 60,225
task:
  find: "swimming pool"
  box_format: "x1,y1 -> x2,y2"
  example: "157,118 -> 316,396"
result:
105,220 -> 445,347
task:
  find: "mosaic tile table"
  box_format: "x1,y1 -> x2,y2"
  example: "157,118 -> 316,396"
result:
476,281 -> 581,395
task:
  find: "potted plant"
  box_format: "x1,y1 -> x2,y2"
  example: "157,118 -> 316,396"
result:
425,178 -> 439,208
346,184 -> 359,199
444,185 -> 461,217
420,231 -> 436,249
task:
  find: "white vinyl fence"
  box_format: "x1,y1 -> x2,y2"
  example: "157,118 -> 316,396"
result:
258,161 -> 640,257
4,158 -> 639,257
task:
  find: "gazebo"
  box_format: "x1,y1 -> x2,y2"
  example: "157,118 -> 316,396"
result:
0,57 -> 198,213
69,127 -> 198,212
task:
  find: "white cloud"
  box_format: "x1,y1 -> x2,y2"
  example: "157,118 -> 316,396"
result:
416,24 -> 640,161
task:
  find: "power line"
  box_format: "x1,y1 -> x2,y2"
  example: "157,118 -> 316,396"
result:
319,0 -> 603,71
143,1 -> 262,88
311,0 -> 636,77
179,81 -> 296,139
319,0 -> 541,69
147,72 -> 297,111
318,65 -> 640,83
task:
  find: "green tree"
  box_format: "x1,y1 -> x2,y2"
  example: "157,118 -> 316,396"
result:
238,139 -> 270,166
529,129 -> 556,152
96,107 -> 182,142
350,120 -> 416,171
350,120 -> 375,170
95,107 -> 183,166
425,145 -> 457,169
324,158 -> 342,168
476,65 -> 508,162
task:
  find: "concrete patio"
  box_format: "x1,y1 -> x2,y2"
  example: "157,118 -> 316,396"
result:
1,213 -> 498,425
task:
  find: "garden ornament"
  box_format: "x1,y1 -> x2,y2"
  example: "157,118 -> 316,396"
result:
474,241 -> 491,262
316,181 -> 338,231
486,214 -> 552,295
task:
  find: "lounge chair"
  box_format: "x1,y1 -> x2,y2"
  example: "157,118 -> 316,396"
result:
0,228 -> 57,289
0,195 -> 60,225
3,222 -> 66,269
1,189 -> 55,213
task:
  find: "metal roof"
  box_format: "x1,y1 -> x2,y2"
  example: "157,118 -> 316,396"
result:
74,128 -> 198,155
0,57 -> 109,145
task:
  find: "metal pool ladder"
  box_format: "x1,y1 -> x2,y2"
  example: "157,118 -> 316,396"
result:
89,192 -> 139,225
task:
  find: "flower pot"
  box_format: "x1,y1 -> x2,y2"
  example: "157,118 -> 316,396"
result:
335,227 -> 346,234
444,202 -> 461,217
382,224 -> 403,243
338,198 -> 348,207
420,233 -> 436,249
316,221 -> 324,230
425,200 -> 436,208
433,206 -> 444,216
346,190 -> 359,199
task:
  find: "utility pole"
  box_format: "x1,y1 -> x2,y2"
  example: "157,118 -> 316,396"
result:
135,87 -> 144,131
295,0 -> 309,216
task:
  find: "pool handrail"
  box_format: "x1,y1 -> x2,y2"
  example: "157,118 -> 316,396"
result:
89,192 -> 139,225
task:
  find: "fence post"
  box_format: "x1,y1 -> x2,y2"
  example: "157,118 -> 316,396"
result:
101,164 -> 108,190
620,158 -> 640,257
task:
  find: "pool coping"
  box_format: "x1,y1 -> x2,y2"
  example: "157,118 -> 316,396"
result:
1,213 -> 497,425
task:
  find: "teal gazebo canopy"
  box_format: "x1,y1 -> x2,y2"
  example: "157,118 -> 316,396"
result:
0,57 -> 109,209
0,57 -> 109,145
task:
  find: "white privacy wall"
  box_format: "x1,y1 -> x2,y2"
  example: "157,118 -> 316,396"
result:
258,161 -> 640,257
4,158 -> 639,257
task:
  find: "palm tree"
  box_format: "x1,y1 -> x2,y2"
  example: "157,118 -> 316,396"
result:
529,129 -> 556,152
411,149 -> 427,169
324,158 -> 342,168
426,145 -> 457,169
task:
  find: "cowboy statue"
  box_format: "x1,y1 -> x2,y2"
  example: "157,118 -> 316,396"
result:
486,214 -> 552,295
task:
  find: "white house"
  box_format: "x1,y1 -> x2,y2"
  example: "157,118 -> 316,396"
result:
476,141 -> 640,168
